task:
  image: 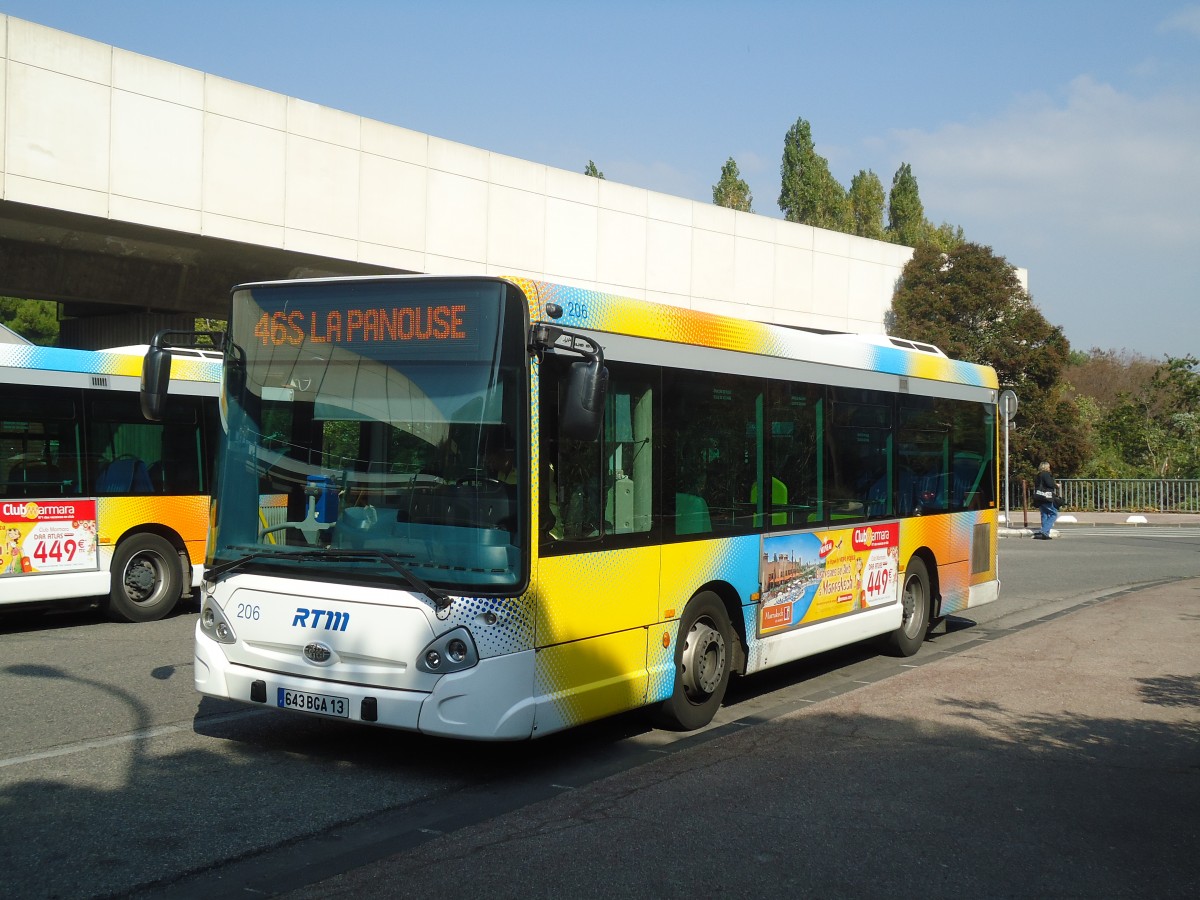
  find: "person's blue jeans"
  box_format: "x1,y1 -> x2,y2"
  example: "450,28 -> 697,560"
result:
1040,502 -> 1059,537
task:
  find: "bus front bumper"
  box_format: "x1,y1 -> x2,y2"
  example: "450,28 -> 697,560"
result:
194,628 -> 537,740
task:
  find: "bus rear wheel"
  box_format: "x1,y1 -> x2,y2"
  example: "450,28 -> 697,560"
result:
654,591 -> 733,731
105,533 -> 183,623
882,557 -> 930,657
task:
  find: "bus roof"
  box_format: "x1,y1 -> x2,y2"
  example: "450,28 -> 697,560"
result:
512,278 -> 999,391
0,342 -> 221,384
228,273 -> 999,392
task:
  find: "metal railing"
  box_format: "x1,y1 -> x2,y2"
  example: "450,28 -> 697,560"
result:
1006,479 -> 1200,513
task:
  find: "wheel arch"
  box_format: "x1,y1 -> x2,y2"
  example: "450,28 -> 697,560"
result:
111,523 -> 192,584
905,546 -> 942,621
690,579 -> 748,675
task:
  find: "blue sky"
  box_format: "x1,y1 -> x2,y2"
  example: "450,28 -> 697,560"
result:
5,1 -> 1199,360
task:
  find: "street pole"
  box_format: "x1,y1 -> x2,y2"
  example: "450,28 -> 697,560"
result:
999,390 -> 1018,528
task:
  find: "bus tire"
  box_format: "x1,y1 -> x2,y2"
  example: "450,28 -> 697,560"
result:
654,591 -> 733,731
883,557 -> 930,657
105,533 -> 183,623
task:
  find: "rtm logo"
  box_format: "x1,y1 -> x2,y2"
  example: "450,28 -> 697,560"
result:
292,608 -> 350,631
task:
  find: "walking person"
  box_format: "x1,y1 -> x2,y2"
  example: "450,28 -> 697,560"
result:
1034,461 -> 1058,540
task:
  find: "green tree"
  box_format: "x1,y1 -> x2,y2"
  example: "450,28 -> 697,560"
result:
847,169 -> 886,240
926,221 -> 966,252
712,157 -> 753,212
1096,356 -> 1200,478
0,296 -> 59,345
777,117 -> 847,230
584,160 -> 605,179
886,163 -> 927,247
194,317 -> 227,348
889,242 -> 1087,479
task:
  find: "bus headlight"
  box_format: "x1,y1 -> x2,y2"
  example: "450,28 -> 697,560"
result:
417,627 -> 478,674
200,601 -> 237,645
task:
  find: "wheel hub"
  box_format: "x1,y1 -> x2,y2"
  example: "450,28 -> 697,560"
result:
125,559 -> 158,600
681,619 -> 726,698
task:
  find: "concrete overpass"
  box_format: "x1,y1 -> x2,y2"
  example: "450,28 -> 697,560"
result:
1,15 -> 923,350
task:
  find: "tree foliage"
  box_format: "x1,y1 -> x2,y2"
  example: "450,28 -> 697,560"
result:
712,157 -> 753,212
777,117 -> 847,230
583,160 -> 605,179
1065,348 -> 1157,411
0,297 -> 59,345
926,221 -> 966,252
847,169 -> 885,240
889,242 -> 1086,479
1088,356 -> 1200,478
886,163 -> 926,247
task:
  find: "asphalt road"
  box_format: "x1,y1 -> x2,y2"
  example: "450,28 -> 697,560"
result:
2,525 -> 1198,899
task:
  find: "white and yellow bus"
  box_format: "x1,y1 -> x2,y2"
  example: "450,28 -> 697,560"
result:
1,343 -> 219,621
145,275 -> 999,738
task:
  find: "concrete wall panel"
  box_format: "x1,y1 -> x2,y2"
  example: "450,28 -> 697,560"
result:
487,183 -> 545,273
111,90 -> 203,209
285,133 -> 360,237
596,207 -> 647,291
3,172 -> 107,217
205,74 -> 286,130
734,235 -> 775,309
425,168 -> 487,263
773,244 -> 814,315
691,228 -> 736,304
284,226 -> 356,260
110,195 -> 201,234
287,97 -> 360,149
358,240 -> 425,272
9,18 -> 109,84
428,136 -> 488,182
546,167 -> 599,206
359,153 -> 427,252
7,64 -> 109,190
490,154 -> 545,195
112,49 -> 203,107
361,119 -> 427,167
0,37 -> 6,181
544,198 -> 597,282
202,113 -> 286,225
812,251 -> 851,320
201,211 -> 284,248
646,191 -> 692,227
645,217 -> 692,296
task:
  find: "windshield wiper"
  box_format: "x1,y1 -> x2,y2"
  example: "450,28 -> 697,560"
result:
312,549 -> 454,612
205,548 -> 298,580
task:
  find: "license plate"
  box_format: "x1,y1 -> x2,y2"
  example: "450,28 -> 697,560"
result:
276,687 -> 350,718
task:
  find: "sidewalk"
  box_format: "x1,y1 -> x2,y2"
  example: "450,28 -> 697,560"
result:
1000,509 -> 1200,537
286,578 -> 1200,899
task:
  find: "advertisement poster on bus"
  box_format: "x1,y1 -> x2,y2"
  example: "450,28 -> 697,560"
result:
0,499 -> 99,577
758,523 -> 899,637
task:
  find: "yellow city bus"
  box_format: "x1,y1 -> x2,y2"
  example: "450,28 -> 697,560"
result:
145,275 -> 999,737
1,343 -> 219,621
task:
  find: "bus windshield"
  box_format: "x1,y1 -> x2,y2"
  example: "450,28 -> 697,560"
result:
210,279 -> 530,595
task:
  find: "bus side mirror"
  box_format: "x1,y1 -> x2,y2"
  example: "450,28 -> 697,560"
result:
141,346 -> 172,421
560,359 -> 608,441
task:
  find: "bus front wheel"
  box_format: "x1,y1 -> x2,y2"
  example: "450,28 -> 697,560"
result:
654,591 -> 733,731
105,533 -> 183,623
882,557 -> 931,657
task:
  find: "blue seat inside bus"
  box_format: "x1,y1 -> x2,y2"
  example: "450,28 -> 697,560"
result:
96,457 -> 153,493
